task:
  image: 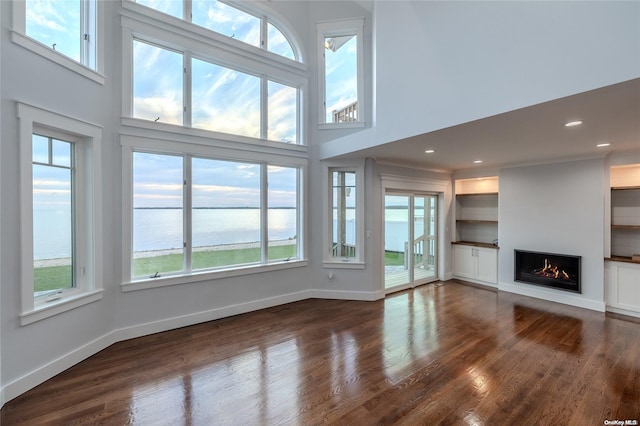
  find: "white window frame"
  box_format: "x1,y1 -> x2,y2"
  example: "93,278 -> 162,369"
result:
121,134 -> 308,292
323,161 -> 365,269
17,102 -> 103,325
121,7 -> 308,146
317,18 -> 365,129
10,0 -> 105,84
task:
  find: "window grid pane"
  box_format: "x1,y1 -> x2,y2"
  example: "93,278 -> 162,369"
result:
26,0 -> 81,63
32,136 -> 74,296
132,152 -> 185,278
192,158 -> 261,270
136,0 -> 183,19
133,40 -> 184,125
192,0 -> 260,48
268,166 -> 298,261
268,23 -> 295,60
268,81 -> 297,144
192,58 -> 261,138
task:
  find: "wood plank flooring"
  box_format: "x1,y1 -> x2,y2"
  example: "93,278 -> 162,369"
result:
2,280 -> 640,425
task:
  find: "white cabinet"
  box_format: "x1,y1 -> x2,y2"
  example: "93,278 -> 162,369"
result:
452,244 -> 498,287
606,260 -> 640,318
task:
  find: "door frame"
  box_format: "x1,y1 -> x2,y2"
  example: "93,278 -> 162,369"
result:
379,174 -> 451,295
384,191 -> 438,293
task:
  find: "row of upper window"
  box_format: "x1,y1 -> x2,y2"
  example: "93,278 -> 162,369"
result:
16,0 -> 364,144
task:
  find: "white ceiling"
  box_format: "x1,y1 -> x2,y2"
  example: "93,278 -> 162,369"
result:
334,78 -> 640,173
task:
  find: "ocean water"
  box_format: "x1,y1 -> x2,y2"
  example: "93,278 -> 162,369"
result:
33,208 -> 298,260
33,207 -> 423,260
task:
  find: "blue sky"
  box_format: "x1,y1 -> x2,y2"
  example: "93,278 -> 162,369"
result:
26,0 -> 81,61
133,152 -> 298,208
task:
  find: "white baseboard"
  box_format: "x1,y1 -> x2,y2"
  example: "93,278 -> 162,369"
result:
499,281 -> 605,312
2,331 -> 119,405
113,290 -> 313,342
1,290 -> 313,406
309,288 -> 385,301
605,305 -> 640,319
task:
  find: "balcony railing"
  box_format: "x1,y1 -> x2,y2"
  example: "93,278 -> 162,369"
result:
333,242 -> 356,258
332,101 -> 358,123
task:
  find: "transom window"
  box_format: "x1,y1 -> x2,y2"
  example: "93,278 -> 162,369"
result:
317,19 -> 364,127
133,0 -> 296,61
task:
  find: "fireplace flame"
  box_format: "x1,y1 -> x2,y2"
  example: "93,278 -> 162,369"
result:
534,258 -> 572,281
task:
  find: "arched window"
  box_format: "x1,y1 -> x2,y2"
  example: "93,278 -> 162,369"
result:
123,0 -> 305,144
135,0 -> 297,62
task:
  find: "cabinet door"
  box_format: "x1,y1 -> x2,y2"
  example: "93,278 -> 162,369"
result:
476,248 -> 498,284
453,245 -> 476,279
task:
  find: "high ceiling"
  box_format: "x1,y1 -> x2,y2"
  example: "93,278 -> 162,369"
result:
333,78 -> 640,173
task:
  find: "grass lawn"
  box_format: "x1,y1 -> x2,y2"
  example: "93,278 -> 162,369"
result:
34,244 -> 297,292
385,251 -> 405,266
36,247 -> 411,293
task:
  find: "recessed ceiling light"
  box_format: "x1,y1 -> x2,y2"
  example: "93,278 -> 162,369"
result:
596,143 -> 611,147
565,120 -> 583,127
424,149 -> 435,154
473,160 -> 483,164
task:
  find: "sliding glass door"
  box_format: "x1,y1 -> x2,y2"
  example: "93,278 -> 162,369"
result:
384,193 -> 438,292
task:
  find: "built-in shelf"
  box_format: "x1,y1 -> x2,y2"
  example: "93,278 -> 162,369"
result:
611,225 -> 640,230
606,256 -> 640,265
609,164 -> 640,266
454,179 -> 499,246
452,241 -> 499,249
455,192 -> 499,197
457,220 -> 498,224
611,186 -> 640,191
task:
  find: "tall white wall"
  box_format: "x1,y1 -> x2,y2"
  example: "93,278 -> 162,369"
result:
498,159 -> 606,311
321,1 -> 640,158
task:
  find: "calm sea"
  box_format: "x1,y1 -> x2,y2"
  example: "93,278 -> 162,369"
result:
34,207 -> 420,260
33,208 -> 298,260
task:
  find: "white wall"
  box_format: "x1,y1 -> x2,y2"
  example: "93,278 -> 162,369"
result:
321,0 -> 640,158
498,159 -> 606,311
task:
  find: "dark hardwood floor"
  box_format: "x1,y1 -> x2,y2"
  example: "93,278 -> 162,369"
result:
2,280 -> 639,425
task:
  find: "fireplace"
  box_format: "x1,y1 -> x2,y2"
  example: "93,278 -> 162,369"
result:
514,250 -> 581,293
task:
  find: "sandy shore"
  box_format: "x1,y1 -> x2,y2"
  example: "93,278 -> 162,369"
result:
35,239 -> 295,268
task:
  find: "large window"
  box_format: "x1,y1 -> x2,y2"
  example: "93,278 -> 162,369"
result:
317,19 -> 364,127
18,102 -> 103,325
12,0 -> 103,83
123,141 -> 304,288
124,12 -> 304,144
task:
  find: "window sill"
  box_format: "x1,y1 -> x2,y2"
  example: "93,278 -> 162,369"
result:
11,31 -> 105,85
121,117 -> 308,155
323,260 -> 366,270
121,259 -> 309,292
20,290 -> 104,326
318,121 -> 365,131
